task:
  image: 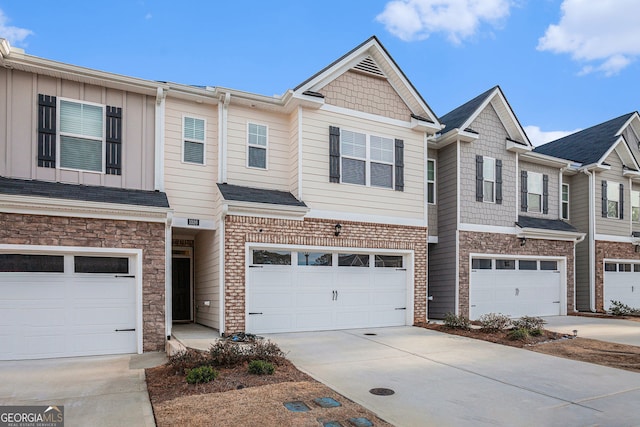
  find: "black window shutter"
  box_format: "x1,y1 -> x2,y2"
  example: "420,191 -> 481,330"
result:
394,139 -> 404,192
602,180 -> 608,218
105,106 -> 123,175
542,174 -> 549,214
329,126 -> 340,183
476,155 -> 483,202
619,183 -> 624,220
521,171 -> 528,212
37,94 -> 56,168
495,159 -> 502,205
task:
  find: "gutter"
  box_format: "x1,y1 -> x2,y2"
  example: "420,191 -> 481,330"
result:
155,87 -> 167,191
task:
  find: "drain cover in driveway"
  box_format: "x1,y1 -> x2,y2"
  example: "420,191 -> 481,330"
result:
369,387 -> 395,396
283,401 -> 311,412
314,397 -> 342,408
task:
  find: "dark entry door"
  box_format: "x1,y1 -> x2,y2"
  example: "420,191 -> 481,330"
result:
172,257 -> 191,321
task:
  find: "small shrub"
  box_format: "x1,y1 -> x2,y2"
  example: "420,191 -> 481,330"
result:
186,365 -> 218,384
477,313 -> 511,332
443,312 -> 470,330
248,360 -> 275,375
508,328 -> 529,341
609,300 -> 640,316
208,340 -> 247,367
249,339 -> 286,364
512,316 -> 545,331
168,349 -> 208,375
528,328 -> 543,337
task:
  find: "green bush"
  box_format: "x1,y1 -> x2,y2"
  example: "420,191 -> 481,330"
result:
477,313 -> 511,332
508,328 -> 529,341
168,349 -> 208,375
609,300 -> 640,316
443,312 -> 470,330
248,360 -> 275,375
512,316 -> 545,331
186,365 -> 218,384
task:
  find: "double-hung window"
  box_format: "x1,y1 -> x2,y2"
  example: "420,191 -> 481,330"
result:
607,181 -> 620,219
633,190 -> 640,222
59,99 -> 104,172
562,184 -> 570,220
483,157 -> 496,202
183,116 -> 206,165
427,159 -> 436,204
341,130 -> 394,189
247,123 -> 268,169
527,172 -> 543,213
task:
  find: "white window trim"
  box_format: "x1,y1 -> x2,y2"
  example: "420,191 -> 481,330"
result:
427,158 -> 436,204
246,122 -> 268,170
607,181 -> 621,219
56,97 -> 106,174
562,183 -> 570,220
527,171 -> 543,213
482,156 -> 496,204
182,115 -> 207,166
632,190 -> 640,223
339,128 -> 395,190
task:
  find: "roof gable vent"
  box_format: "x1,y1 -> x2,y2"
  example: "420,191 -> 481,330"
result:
352,56 -> 386,78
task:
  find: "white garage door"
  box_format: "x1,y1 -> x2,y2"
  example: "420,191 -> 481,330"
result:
246,249 -> 409,334
469,257 -> 563,320
604,261 -> 640,311
0,253 -> 137,360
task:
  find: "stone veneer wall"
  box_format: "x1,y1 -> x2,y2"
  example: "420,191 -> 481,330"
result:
594,240 -> 640,312
0,212 -> 166,351
224,215 -> 428,333
458,231 -> 575,318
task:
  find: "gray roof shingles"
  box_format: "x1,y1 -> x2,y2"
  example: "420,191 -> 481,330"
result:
438,86 -> 498,133
0,176 -> 170,208
534,113 -> 635,165
516,215 -> 579,233
217,183 -> 307,207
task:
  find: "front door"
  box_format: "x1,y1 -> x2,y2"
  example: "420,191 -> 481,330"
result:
172,257 -> 192,321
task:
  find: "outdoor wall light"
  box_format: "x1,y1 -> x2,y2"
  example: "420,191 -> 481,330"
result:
520,237 -> 526,246
334,223 -> 342,236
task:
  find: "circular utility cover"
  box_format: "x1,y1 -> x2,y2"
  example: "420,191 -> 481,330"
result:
369,388 -> 395,396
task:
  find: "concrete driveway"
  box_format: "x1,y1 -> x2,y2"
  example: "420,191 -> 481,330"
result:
269,326 -> 640,427
0,352 -> 166,427
543,315 -> 640,346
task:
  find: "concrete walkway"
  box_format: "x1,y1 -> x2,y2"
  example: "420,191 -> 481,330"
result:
543,315 -> 640,346
269,326 -> 640,427
0,352 -> 166,427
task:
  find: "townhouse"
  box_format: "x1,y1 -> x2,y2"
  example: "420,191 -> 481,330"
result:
535,112 -> 640,312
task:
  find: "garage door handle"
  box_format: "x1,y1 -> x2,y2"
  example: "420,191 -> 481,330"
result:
115,328 -> 135,332
396,268 -> 407,271
553,301 -> 560,304
395,307 -> 406,310
116,275 -> 135,278
249,266 -> 263,268
249,312 -> 263,315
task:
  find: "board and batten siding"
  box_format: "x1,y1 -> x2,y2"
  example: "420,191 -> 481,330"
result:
194,229 -> 220,330
164,97 -> 218,220
225,105 -> 292,191
0,68 -> 155,190
595,152 -> 630,236
519,160 -> 560,219
300,108 -> 425,221
566,174 -> 591,311
427,148 -> 438,236
459,104 -> 517,227
427,142 -> 458,318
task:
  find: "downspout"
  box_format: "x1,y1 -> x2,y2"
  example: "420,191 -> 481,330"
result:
165,211 -> 173,340
454,138 -> 461,315
583,168 -> 596,312
218,93 -> 231,183
219,204 -> 228,336
297,106 -> 303,200
154,87 -> 167,191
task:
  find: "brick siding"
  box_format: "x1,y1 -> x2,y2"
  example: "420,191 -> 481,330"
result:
0,212 -> 166,352
224,215 -> 427,333
458,231 -> 575,317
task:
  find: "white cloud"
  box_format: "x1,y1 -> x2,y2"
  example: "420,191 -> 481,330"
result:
0,9 -> 32,46
537,0 -> 640,76
376,0 -> 513,43
524,125 -> 580,147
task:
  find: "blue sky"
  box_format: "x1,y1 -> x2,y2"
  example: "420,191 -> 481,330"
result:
1,1 -> 639,145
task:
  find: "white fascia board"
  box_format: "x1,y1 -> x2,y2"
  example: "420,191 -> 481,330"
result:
458,223 -> 517,235
516,227 -> 585,242
594,234 -> 636,244
617,112 -> 640,136
224,201 -> 309,219
172,217 -> 217,230
429,129 -> 479,147
613,138 -> 640,170
506,139 -> 531,154
410,116 -> 441,133
580,163 -> 611,172
0,194 -> 171,223
307,209 -> 425,227
519,151 -> 571,168
0,38 -> 10,57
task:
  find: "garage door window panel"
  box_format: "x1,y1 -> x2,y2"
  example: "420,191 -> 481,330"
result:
540,261 -> 558,271
338,254 -> 369,267
298,252 -> 332,266
375,255 -> 403,268
252,250 -> 291,265
619,263 -> 632,272
74,256 -> 129,274
496,259 -> 516,270
605,262 -> 617,272
519,260 -> 537,270
472,258 -> 492,269
0,254 -> 64,273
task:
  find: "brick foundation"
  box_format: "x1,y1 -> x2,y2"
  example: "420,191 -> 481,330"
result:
223,215 -> 428,333
458,231 -> 575,317
0,212 -> 166,352
594,240 -> 640,312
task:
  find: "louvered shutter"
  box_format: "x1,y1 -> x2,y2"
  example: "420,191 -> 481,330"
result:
620,183 -> 624,220
476,155 -> 483,202
495,159 -> 503,204
105,106 -> 122,175
329,126 -> 340,183
37,94 -> 56,168
602,181 -> 608,218
394,139 -> 404,192
521,171 -> 528,212
542,174 -> 549,214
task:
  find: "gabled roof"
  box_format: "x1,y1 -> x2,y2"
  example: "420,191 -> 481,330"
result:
534,113 -> 637,165
293,36 -> 440,127
217,183 -> 307,207
436,86 -> 531,146
0,176 -> 170,208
